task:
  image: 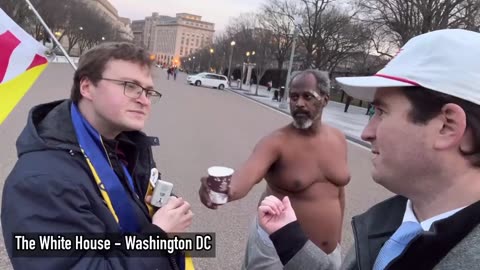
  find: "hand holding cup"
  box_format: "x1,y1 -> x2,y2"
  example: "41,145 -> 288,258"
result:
199,166 -> 234,209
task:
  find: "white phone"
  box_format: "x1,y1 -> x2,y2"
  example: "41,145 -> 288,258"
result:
151,180 -> 174,208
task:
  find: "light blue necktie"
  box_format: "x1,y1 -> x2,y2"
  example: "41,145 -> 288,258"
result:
373,221 -> 423,270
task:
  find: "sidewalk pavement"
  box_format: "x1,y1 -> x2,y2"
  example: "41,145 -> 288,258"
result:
227,83 -> 370,147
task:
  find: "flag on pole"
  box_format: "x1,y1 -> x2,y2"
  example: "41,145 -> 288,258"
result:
0,8 -> 49,125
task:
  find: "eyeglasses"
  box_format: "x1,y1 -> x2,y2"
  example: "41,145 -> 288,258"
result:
100,78 -> 162,104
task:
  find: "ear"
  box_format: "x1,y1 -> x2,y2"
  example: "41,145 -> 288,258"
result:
433,103 -> 467,150
79,77 -> 94,101
322,94 -> 329,106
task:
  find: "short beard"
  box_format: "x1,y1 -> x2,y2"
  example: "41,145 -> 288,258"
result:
292,118 -> 313,129
292,111 -> 322,130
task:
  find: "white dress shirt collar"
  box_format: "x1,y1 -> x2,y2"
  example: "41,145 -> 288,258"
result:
402,200 -> 466,231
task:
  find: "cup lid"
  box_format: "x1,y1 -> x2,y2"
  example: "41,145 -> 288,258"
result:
208,166 -> 234,177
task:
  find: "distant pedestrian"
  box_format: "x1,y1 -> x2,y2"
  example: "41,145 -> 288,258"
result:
173,68 -> 177,80
344,95 -> 352,113
267,81 -> 272,91
273,89 -> 279,101
279,86 -> 285,102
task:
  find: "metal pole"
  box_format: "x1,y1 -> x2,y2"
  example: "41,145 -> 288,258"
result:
24,0 -> 77,70
208,55 -> 212,72
279,26 -> 299,110
227,45 -> 234,84
240,63 -> 244,90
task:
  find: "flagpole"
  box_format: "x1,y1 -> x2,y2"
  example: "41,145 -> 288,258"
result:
24,0 -> 77,70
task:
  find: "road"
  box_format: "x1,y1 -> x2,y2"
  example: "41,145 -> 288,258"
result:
0,64 -> 393,269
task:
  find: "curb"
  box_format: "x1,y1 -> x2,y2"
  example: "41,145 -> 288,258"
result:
226,88 -> 371,149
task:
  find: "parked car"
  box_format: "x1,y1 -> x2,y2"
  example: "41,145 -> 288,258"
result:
186,73 -> 229,90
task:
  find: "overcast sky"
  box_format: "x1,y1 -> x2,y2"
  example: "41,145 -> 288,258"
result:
108,0 -> 264,33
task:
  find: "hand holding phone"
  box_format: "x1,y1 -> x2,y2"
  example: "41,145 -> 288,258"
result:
151,180 -> 174,208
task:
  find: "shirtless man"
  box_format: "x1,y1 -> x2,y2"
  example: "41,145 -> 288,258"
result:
199,69 -> 350,269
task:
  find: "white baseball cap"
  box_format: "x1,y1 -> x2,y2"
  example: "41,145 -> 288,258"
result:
336,29 -> 480,105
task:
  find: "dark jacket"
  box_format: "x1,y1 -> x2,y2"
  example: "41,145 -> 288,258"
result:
274,195 -> 480,270
1,100 -> 177,269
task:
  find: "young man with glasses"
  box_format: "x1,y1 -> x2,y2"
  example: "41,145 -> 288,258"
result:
2,42 -> 193,269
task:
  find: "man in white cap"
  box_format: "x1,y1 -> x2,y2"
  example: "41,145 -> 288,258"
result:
256,28 -> 480,269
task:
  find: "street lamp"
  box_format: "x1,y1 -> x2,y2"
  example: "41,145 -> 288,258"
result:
79,26 -> 83,31
243,51 -> 256,89
102,36 -> 105,41
227,41 -> 236,85
279,16 -> 303,110
208,48 -> 214,72
245,51 -> 255,63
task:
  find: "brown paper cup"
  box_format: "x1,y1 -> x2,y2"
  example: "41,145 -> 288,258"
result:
207,166 -> 234,204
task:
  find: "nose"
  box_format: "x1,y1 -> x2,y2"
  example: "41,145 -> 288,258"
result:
295,97 -> 306,108
136,90 -> 151,106
361,117 -> 377,142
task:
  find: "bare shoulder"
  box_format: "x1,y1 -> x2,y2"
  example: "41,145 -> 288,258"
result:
324,125 -> 347,147
253,126 -> 288,152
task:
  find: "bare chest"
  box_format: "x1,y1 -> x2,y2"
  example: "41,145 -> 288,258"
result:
267,143 -> 337,193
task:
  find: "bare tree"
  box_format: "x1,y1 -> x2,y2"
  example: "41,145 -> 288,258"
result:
224,13 -> 258,64
295,0 -> 334,68
78,10 -> 119,54
223,13 -> 261,84
64,0 -> 90,55
251,28 -> 276,95
0,0 -> 34,28
358,0 -> 480,55
2,0 -> 69,43
212,33 -> 233,74
36,0 -> 69,43
260,0 -> 296,70
313,7 -> 371,72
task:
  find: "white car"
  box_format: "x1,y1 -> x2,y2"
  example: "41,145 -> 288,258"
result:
187,73 -> 229,90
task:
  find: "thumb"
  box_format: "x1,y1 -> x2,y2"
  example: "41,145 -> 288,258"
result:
282,196 -> 292,209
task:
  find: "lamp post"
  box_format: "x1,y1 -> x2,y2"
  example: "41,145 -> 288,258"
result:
227,41 -> 236,85
242,51 -> 255,89
251,51 -> 256,86
279,17 -> 303,110
208,48 -> 214,72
